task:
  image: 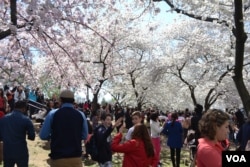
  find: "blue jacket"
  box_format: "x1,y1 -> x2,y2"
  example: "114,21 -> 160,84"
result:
162,121 -> 183,148
0,110 -> 35,159
40,103 -> 88,159
237,122 -> 250,151
28,91 -> 37,101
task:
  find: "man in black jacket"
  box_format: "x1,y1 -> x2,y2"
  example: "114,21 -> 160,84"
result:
190,104 -> 203,161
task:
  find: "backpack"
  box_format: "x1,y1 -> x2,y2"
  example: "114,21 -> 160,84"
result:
87,126 -> 99,161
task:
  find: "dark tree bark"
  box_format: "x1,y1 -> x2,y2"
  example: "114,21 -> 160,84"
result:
0,0 -> 16,40
91,80 -> 105,112
232,0 -> 250,116
10,0 -> 17,25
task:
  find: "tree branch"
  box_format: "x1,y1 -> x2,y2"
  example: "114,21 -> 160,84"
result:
10,0 -> 17,25
154,0 -> 230,26
42,31 -> 89,84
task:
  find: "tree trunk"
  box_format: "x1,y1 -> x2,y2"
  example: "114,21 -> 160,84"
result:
92,93 -> 99,112
190,87 -> 197,106
204,104 -> 209,112
137,101 -> 142,111
0,0 -> 16,40
233,77 -> 250,115
91,80 -> 105,112
232,0 -> 250,116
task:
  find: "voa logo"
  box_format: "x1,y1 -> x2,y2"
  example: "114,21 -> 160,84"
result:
226,155 -> 247,163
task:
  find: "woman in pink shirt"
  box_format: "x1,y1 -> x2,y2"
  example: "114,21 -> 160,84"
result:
196,109 -> 230,167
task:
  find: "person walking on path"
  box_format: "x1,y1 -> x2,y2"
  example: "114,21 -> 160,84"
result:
28,87 -> 38,118
150,111 -> 163,166
0,100 -> 35,167
236,115 -> 250,151
14,86 -> 26,103
40,89 -> 88,167
162,112 -> 183,167
190,104 -> 203,161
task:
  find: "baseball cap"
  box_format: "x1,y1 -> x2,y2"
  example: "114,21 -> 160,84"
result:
60,90 -> 74,99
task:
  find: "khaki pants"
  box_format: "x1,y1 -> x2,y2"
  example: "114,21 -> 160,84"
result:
50,157 -> 83,167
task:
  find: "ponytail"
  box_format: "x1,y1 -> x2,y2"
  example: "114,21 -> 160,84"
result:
171,119 -> 175,127
170,112 -> 178,127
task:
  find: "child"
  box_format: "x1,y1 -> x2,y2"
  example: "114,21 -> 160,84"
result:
125,111 -> 142,141
95,113 -> 122,166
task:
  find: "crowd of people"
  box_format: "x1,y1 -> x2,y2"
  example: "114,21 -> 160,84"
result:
0,85 -> 249,167
0,85 -> 46,117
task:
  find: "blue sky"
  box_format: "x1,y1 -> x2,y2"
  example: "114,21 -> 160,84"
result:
148,1 -> 186,27
154,1 -> 180,24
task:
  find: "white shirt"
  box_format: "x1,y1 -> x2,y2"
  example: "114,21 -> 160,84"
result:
150,120 -> 163,138
14,90 -> 26,102
125,126 -> 134,141
159,115 -> 168,122
178,116 -> 185,122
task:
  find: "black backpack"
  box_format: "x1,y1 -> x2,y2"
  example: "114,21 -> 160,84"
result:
87,126 -> 99,161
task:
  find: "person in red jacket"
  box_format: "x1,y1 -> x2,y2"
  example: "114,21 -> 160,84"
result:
111,124 -> 157,167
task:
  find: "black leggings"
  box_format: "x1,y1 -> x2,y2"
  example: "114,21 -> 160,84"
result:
170,147 -> 181,167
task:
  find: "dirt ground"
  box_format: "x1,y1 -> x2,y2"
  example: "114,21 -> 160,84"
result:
28,123 -> 100,167
0,122 -> 197,167
25,136 -> 190,167
0,122 -> 98,167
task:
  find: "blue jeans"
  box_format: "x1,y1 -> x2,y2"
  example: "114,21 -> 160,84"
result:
4,157 -> 28,167
99,161 -> 112,167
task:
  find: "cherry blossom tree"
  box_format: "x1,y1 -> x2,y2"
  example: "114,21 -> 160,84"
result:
153,0 -> 250,115
155,20 -> 236,111
103,23 -> 177,110
0,0 -> 158,108
3,0 -> 249,113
